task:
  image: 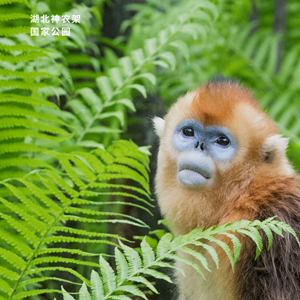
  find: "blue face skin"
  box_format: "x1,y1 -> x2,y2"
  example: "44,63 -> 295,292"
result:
172,119 -> 237,187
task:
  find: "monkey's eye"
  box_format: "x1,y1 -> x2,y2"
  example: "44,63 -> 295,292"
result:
182,127 -> 194,137
215,136 -> 230,146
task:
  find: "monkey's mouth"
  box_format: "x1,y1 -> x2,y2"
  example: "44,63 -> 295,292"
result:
178,167 -> 211,187
179,167 -> 210,179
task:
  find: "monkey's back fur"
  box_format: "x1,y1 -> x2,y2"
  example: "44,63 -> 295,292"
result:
154,82 -> 300,300
235,176 -> 300,300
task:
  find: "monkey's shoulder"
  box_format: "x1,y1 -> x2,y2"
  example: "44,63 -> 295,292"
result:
235,175 -> 300,300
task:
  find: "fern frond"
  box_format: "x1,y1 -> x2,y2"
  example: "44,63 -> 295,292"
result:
0,69 -> 56,79
0,80 -> 48,89
0,94 -> 56,107
0,44 -> 45,52
0,0 -> 29,5
0,27 -> 30,37
0,13 -> 30,21
0,140 -> 151,300
62,217 -> 300,300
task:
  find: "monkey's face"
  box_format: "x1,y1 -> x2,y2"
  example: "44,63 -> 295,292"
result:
154,83 -> 293,233
173,118 -> 237,187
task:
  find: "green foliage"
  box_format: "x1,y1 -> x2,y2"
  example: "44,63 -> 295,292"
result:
226,24 -> 300,146
1,0 -> 300,299
69,0 -> 218,148
62,217 -> 300,300
0,140 -> 151,299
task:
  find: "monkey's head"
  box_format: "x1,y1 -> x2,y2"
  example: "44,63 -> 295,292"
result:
154,81 -> 294,235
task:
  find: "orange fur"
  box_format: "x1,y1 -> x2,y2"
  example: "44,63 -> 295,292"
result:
155,82 -> 298,300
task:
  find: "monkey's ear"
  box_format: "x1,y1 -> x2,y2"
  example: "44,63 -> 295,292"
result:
261,134 -> 289,162
153,116 -> 165,138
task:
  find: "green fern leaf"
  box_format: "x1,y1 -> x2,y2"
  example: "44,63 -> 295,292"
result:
133,72 -> 156,85
77,141 -> 105,148
44,236 -> 117,247
159,52 -> 176,70
51,226 -> 124,240
253,221 -> 274,250
0,80 -> 48,89
0,248 -> 25,269
0,94 -> 56,107
0,27 -> 29,36
0,143 -> 47,155
141,238 -> 155,266
127,276 -> 158,293
19,180 -> 62,212
67,100 -> 93,126
238,227 -> 263,259
167,253 -> 205,279
0,68 -> 56,79
0,278 -> 11,294
119,240 -> 142,273
36,248 -> 102,257
208,236 -> 235,270
96,76 -> 113,102
104,99 -> 136,112
153,261 -> 185,276
4,183 -> 54,224
156,233 -> 173,257
0,0 -> 29,4
140,268 -> 172,283
0,196 -> 47,233
0,12 -> 30,21
119,56 -> 133,76
12,289 -> 62,299
193,241 -> 219,268
29,257 -> 100,268
126,84 -> 147,98
97,111 -> 124,127
62,287 -> 76,300
115,285 -> 147,300
0,44 -> 46,52
26,266 -> 90,285
0,212 -> 40,245
114,156 -> 149,180
0,106 -> 67,125
108,67 -> 124,88
79,283 -> 91,300
221,232 -> 242,263
86,183 -> 151,200
76,88 -> 102,114
181,246 -> 210,272
91,270 -> 104,300
0,228 -> 32,257
20,276 -> 82,287
109,296 -> 132,300
115,247 -> 129,284
0,265 -> 19,280
100,255 -> 117,294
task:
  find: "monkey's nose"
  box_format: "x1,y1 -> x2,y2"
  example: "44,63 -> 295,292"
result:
195,141 -> 205,151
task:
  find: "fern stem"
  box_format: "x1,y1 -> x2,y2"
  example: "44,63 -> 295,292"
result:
8,209 -> 66,300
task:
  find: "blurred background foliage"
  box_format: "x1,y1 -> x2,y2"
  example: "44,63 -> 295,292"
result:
0,0 -> 300,299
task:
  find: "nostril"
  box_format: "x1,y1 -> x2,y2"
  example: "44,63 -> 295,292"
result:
195,141 -> 199,148
200,143 -> 205,151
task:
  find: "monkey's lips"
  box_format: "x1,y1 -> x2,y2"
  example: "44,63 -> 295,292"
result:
178,167 -> 211,187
